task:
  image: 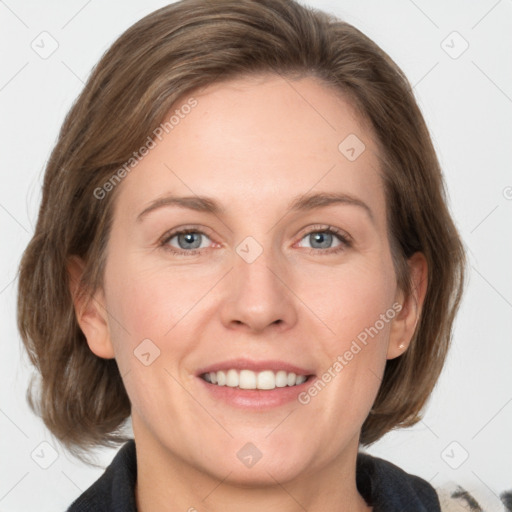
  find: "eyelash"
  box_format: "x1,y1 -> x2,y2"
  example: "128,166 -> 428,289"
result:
159,224 -> 352,257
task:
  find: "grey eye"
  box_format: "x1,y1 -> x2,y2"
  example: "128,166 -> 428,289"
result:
298,231 -> 342,250
168,231 -> 211,250
308,232 -> 333,249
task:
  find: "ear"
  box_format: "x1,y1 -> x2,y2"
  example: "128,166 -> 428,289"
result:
387,252 -> 428,360
67,256 -> 115,359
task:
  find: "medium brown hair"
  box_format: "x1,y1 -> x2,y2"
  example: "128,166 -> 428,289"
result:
17,0 -> 465,455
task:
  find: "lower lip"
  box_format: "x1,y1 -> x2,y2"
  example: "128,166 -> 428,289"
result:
198,376 -> 315,409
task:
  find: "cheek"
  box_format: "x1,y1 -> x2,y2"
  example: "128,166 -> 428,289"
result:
104,254 -> 211,338
296,254 -> 396,407
301,255 -> 397,348
297,270 -> 394,441
101,251 -> 224,399
101,260 -> 197,422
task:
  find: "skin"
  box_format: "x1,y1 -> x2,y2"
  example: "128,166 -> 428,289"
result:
70,74 -> 427,512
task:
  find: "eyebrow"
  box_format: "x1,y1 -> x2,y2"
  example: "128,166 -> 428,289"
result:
136,191 -> 374,223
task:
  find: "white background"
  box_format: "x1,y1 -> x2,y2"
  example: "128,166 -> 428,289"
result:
1,0 -> 511,510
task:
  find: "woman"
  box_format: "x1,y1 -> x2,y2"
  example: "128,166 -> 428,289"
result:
17,0 -> 465,510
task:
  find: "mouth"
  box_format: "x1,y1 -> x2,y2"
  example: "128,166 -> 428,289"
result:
196,359 -> 315,407
200,369 -> 311,390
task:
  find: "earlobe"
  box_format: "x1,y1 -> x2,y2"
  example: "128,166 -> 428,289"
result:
67,256 -> 115,359
387,252 -> 428,360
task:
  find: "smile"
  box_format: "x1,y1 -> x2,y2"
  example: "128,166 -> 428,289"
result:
200,369 -> 309,390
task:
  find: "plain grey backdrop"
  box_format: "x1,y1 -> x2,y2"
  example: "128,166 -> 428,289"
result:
1,0 -> 511,510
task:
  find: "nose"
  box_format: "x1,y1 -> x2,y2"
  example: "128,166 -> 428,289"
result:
219,244 -> 298,335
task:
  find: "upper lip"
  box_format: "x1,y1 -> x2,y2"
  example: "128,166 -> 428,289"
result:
196,358 -> 315,376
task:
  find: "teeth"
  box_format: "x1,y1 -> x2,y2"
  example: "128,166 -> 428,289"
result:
226,369 -> 238,387
217,371 -> 226,386
275,370 -> 288,387
257,370 -> 274,390
240,369 -> 257,389
202,369 -> 309,390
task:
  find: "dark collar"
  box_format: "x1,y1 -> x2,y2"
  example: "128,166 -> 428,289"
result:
67,440 -> 137,512
356,451 -> 441,511
67,440 -> 440,511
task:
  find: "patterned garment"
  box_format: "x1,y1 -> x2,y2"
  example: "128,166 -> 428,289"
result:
437,484 -> 512,511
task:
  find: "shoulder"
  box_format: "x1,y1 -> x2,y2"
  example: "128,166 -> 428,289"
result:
436,482 -> 512,512
356,454 -> 512,512
356,451 -> 441,511
66,440 -> 138,512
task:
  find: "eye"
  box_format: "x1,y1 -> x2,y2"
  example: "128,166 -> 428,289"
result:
161,228 -> 214,255
296,226 -> 351,254
159,225 -> 351,256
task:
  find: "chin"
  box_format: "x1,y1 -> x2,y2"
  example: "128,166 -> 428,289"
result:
188,434 -> 317,487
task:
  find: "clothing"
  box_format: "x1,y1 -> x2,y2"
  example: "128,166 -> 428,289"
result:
67,439 -> 441,511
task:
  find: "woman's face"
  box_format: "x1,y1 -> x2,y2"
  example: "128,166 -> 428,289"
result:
86,74 -> 412,485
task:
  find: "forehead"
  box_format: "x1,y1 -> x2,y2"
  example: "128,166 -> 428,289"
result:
113,73 -> 385,224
